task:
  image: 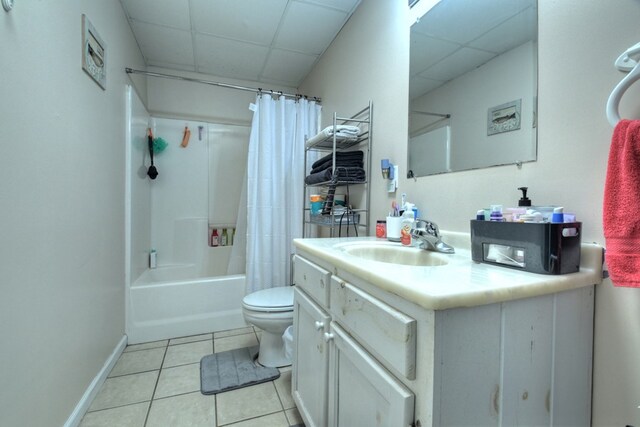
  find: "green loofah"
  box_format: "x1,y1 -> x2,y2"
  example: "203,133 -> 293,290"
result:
152,137 -> 168,154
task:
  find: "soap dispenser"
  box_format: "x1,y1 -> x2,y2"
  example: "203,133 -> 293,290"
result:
518,187 -> 531,206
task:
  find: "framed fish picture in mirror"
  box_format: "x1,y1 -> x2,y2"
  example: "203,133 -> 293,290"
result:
487,99 -> 521,136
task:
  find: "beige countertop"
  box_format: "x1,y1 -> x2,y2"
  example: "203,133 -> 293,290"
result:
293,232 -> 604,310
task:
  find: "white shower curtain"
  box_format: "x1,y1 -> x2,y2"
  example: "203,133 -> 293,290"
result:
234,94 -> 320,293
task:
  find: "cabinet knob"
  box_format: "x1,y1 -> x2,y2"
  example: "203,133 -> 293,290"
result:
314,321 -> 324,330
323,332 -> 334,342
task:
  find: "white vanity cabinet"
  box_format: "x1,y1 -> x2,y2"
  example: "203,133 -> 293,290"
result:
327,322 -> 415,426
292,247 -> 598,427
293,254 -> 418,427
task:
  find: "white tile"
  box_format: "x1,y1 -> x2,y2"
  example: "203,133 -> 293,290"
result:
273,369 -> 295,410
109,347 -> 165,377
223,411 -> 289,427
261,49 -> 318,86
170,333 -> 212,346
274,2 -> 348,55
122,0 -> 191,30
214,332 -> 258,353
89,371 -> 158,411
191,0 -> 288,44
80,402 -> 149,427
131,21 -> 194,67
124,340 -> 168,353
163,339 -> 213,368
195,34 -> 269,81
216,382 -> 283,425
146,392 -> 216,427
154,363 -> 201,399
285,407 -> 304,426
214,326 -> 254,339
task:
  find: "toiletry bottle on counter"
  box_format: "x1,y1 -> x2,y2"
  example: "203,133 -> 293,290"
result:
376,220 -> 387,238
400,204 -> 415,246
489,205 -> 504,222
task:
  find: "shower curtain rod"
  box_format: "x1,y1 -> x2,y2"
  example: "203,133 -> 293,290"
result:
411,110 -> 451,118
125,68 -> 321,102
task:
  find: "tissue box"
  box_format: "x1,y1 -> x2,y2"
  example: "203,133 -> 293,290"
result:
470,220 -> 581,275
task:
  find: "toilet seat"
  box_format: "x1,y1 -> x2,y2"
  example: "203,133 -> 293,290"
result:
242,286 -> 294,313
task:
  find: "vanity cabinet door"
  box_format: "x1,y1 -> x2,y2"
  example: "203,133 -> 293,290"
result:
327,322 -> 415,427
292,288 -> 331,427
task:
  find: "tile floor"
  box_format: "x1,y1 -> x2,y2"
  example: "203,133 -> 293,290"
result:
80,326 -> 305,427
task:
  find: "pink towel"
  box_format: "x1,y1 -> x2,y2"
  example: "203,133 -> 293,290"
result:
603,119 -> 640,287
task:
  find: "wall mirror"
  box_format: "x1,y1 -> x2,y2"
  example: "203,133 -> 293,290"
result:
408,0 -> 537,177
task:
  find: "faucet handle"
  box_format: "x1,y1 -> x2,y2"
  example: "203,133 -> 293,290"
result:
413,219 -> 441,238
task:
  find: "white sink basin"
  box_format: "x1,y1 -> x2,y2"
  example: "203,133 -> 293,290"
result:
336,242 -> 450,267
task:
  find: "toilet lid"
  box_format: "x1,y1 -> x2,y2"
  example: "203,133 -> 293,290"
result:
243,286 -> 294,312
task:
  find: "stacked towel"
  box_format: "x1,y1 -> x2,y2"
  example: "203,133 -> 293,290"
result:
304,167 -> 366,185
603,119 -> 640,287
310,151 -> 364,174
306,125 -> 361,148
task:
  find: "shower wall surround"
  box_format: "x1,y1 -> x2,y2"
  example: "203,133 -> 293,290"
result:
148,117 -> 249,272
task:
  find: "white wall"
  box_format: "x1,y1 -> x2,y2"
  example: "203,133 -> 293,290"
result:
0,1 -> 146,426
144,66 -> 297,125
299,0 -> 640,424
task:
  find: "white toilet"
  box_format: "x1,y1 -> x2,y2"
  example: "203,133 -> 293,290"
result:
242,286 -> 294,367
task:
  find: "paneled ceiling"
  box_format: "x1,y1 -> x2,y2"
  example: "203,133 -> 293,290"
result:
120,0 -> 361,88
410,0 -> 536,99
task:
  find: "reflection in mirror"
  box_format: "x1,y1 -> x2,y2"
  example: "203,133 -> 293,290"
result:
408,0 -> 537,177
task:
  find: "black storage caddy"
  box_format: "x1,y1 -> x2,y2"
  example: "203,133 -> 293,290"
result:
470,220 -> 582,275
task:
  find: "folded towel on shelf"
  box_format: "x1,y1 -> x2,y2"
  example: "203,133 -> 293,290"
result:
310,159 -> 363,175
306,125 -> 361,148
304,167 -> 366,185
603,119 -> 640,288
311,151 -> 364,170
310,152 -> 364,174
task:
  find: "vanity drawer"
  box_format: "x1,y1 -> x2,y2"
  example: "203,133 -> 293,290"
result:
329,277 -> 417,379
293,255 -> 331,307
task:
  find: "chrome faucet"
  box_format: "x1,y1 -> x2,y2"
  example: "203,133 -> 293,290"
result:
410,219 -> 455,254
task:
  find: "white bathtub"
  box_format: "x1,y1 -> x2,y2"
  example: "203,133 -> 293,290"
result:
126,265 -> 247,344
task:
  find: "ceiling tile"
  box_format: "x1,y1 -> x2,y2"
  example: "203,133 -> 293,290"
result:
415,0 -> 534,44
469,6 -> 536,53
195,34 -> 269,81
420,47 -> 496,82
191,0 -> 288,44
261,49 -> 318,85
275,2 -> 348,54
131,21 -> 194,67
410,76 -> 445,100
121,0 -> 191,30
410,33 -> 460,76
300,0 -> 361,13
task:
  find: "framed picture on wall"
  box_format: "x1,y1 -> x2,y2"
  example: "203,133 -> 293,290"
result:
487,99 -> 521,135
81,14 -> 106,90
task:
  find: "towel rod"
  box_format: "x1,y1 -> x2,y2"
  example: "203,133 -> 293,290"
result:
606,42 -> 640,126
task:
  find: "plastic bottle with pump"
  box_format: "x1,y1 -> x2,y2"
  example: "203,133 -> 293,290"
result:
400,203 -> 415,246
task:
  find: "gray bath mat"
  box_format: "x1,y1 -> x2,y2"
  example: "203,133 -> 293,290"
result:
200,345 -> 280,395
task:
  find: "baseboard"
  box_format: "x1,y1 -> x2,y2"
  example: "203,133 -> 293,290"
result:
63,335 -> 128,427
